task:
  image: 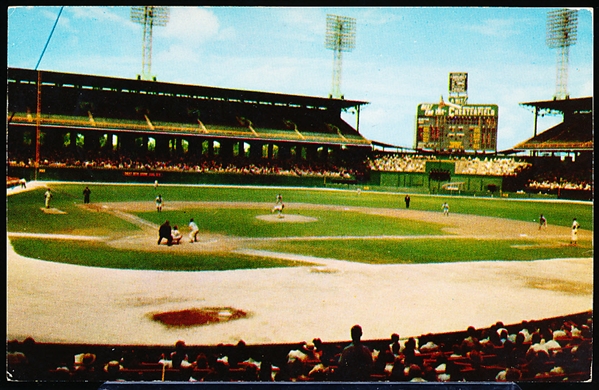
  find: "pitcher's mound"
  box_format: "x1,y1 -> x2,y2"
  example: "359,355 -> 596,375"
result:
256,214 -> 318,223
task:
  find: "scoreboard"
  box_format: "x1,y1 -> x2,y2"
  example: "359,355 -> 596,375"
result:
415,103 -> 498,153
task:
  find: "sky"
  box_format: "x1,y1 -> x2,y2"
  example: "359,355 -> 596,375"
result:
7,6 -> 594,151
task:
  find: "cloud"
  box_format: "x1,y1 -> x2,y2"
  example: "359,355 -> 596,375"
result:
160,7 -> 222,48
464,17 -> 524,37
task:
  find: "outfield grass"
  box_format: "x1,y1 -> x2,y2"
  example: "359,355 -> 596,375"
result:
248,238 -> 594,264
7,183 -> 593,271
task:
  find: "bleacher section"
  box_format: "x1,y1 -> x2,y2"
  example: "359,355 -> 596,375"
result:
7,311 -> 592,383
513,113 -> 592,151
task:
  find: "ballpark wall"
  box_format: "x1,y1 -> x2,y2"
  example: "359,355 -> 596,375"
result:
371,171 -> 503,195
8,167 -> 327,187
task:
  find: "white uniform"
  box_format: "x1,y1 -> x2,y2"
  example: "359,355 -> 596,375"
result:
571,219 -> 580,244
272,195 -> 284,216
189,220 -> 199,243
44,190 -> 53,208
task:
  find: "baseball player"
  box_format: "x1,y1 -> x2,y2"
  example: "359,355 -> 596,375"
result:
188,218 -> 199,243
571,218 -> 580,245
44,188 -> 53,209
442,202 -> 449,216
155,194 -> 163,212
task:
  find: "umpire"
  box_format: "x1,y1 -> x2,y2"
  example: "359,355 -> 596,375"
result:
158,220 -> 173,246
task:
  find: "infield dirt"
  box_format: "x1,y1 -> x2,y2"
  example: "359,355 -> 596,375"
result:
7,195 -> 593,347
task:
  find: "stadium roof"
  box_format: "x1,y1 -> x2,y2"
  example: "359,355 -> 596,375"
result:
8,67 -> 369,112
8,67 -> 373,148
513,101 -> 592,152
519,96 -> 592,116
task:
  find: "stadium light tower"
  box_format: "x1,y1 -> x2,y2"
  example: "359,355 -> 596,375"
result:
546,8 -> 578,100
325,14 -> 356,99
130,6 -> 170,81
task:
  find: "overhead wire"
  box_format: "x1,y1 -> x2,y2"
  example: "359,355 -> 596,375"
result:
34,6 -> 64,70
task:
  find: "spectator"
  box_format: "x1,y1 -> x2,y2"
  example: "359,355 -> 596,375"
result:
170,340 -> 188,369
389,333 -> 402,356
407,364 -> 426,382
337,324 -> 374,381
72,352 -> 97,381
102,360 -> 124,381
312,338 -> 337,367
6,339 -> 29,380
389,358 -> 407,381
258,359 -> 274,382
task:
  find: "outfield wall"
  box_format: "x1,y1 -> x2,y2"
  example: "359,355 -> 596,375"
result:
368,171 -> 503,195
8,166 -> 590,200
8,167 -> 327,187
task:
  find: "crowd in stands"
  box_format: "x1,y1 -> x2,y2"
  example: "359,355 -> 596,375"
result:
368,153 -> 531,176
6,311 -> 592,383
368,154 -> 432,172
7,150 -> 359,180
526,179 -> 592,192
454,157 -> 530,176
8,148 -> 592,193
524,165 -> 593,193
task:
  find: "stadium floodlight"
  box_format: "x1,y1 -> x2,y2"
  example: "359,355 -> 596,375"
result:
546,8 -> 578,100
325,14 -> 356,99
131,6 -> 170,81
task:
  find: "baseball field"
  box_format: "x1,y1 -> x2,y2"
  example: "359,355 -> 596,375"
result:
7,182 -> 593,346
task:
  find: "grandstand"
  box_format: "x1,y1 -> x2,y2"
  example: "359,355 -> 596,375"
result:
514,97 -> 592,152
507,97 -> 593,200
7,67 -> 371,185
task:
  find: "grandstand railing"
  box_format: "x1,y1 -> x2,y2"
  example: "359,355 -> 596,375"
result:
8,113 -> 371,146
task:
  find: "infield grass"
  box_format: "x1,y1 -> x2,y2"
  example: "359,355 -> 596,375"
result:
7,183 -> 593,271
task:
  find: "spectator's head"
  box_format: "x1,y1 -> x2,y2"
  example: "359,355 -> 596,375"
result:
350,325 -> 363,343
312,338 -> 323,349
391,333 -> 400,343
466,326 -> 477,338
505,367 -> 522,381
103,360 -> 122,378
81,353 -> 96,367
407,364 -> 423,380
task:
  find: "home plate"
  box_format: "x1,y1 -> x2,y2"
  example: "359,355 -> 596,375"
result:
256,214 -> 318,223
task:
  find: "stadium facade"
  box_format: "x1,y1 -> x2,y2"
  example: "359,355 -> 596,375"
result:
7,67 -> 371,185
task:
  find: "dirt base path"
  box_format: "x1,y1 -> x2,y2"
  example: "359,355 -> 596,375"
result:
7,200 -> 593,346
85,201 -> 590,253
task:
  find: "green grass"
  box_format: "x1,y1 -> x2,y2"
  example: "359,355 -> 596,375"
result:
6,189 -> 141,235
248,238 -> 594,264
137,208 -> 447,238
7,184 -> 593,271
10,238 -> 316,271
17,183 -> 593,229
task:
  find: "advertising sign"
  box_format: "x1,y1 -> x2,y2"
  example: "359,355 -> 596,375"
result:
449,72 -> 468,93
